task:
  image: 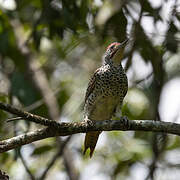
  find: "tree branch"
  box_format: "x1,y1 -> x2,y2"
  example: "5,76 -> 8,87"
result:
0,102 -> 60,127
0,117 -> 180,153
0,127 -> 54,153
1,101 -> 180,153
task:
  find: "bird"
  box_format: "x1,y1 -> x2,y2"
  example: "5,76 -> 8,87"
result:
83,39 -> 129,157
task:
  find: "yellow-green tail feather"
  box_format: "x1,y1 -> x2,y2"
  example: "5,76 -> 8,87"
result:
83,131 -> 101,158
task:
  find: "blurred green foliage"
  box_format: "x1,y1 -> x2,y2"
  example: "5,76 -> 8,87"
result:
0,0 -> 180,179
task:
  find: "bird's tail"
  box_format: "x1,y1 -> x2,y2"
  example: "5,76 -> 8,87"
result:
83,131 -> 101,158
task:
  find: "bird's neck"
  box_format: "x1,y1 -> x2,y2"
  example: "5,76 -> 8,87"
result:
103,57 -> 123,68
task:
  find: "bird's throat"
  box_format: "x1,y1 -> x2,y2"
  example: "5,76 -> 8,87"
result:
112,48 -> 124,65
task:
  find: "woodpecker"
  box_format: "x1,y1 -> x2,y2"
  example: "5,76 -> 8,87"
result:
83,39 -> 129,157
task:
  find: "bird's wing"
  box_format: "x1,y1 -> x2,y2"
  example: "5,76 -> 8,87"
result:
85,68 -> 100,103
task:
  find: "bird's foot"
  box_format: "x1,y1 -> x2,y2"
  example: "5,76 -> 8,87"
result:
122,116 -> 128,121
83,118 -> 94,127
121,116 -> 130,129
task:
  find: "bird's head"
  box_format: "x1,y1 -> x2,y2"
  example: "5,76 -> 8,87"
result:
104,39 -> 129,65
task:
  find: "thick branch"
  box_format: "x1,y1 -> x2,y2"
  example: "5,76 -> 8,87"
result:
0,118 -> 180,153
1,101 -> 180,153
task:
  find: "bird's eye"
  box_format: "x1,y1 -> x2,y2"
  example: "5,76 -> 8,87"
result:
110,45 -> 115,49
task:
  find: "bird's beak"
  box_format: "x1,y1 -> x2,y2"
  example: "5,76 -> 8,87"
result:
112,39 -> 129,63
116,38 -> 129,50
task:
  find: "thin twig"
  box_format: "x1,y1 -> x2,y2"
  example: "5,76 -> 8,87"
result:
19,149 -> 36,180
38,136 -> 72,180
7,117 -> 24,122
0,102 -> 61,127
63,149 -> 80,180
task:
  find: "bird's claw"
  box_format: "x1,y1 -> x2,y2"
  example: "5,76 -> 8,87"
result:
83,118 -> 94,127
122,116 -> 128,121
121,116 -> 130,129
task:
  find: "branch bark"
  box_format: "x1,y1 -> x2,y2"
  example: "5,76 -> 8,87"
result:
1,101 -> 180,153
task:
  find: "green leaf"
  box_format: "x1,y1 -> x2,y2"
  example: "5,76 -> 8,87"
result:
0,152 -> 9,164
11,71 -> 41,106
166,136 -> 180,150
31,145 -> 53,156
102,10 -> 127,41
165,22 -> 178,53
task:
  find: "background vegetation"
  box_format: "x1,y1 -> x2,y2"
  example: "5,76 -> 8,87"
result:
0,0 -> 180,179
